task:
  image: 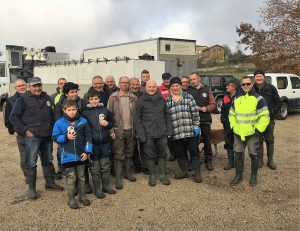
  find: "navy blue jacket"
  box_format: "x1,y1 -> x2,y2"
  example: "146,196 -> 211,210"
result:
5,92 -> 21,135
81,103 -> 114,144
220,92 -> 236,133
52,115 -> 93,164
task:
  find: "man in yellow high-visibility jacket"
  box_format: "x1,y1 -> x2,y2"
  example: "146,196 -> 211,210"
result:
229,76 -> 270,186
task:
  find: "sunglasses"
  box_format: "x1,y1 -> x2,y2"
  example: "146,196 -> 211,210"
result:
241,83 -> 252,86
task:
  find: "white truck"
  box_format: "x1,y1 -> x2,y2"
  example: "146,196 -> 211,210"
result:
248,73 -> 300,120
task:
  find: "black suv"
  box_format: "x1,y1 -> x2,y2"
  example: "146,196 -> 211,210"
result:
199,74 -> 234,114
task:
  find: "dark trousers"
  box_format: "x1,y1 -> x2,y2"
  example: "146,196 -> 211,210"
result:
132,139 -> 147,168
200,124 -> 213,161
143,137 -> 167,159
173,137 -> 200,160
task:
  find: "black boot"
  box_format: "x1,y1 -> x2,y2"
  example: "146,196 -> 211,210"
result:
89,161 -> 105,199
124,157 -> 136,182
25,170 -> 37,199
42,165 -> 64,191
114,160 -> 123,190
230,152 -> 244,186
224,149 -> 234,170
158,158 -> 170,185
146,159 -> 156,187
84,166 -> 92,194
174,157 -> 188,179
205,160 -> 214,171
192,157 -> 202,183
249,156 -> 259,186
258,143 -> 264,168
65,168 -> 78,209
266,144 -> 276,170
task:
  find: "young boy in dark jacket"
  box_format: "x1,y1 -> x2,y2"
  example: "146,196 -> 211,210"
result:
52,100 -> 93,209
81,89 -> 116,196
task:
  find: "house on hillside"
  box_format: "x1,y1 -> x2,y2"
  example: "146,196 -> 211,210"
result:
198,44 -> 225,63
196,45 -> 208,58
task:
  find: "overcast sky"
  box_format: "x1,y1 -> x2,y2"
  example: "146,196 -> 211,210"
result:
0,0 -> 265,60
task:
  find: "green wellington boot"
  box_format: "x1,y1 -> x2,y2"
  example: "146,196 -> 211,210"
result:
174,157 -> 188,179
65,168 -> 78,209
158,158 -> 170,185
102,174 -> 116,194
25,170 -> 38,199
89,161 -> 105,199
224,149 -> 234,170
249,157 -> 259,186
146,158 -> 156,187
77,165 -> 90,206
114,160 -> 123,190
266,144 -> 277,170
42,165 -> 64,191
192,157 -> 202,183
230,152 -> 244,186
124,157 -> 136,182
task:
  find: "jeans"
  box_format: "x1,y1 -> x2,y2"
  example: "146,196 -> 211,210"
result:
25,136 -> 54,171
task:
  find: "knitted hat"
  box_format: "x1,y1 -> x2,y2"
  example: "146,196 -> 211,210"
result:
169,77 -> 182,87
254,69 -> 265,77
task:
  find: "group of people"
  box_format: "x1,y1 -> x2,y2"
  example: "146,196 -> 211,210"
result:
4,68 -> 281,209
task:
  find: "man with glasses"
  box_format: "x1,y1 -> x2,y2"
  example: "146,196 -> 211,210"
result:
229,76 -> 270,186
107,76 -> 137,190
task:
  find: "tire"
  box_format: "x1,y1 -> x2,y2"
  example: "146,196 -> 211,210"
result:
275,102 -> 288,120
214,97 -> 223,114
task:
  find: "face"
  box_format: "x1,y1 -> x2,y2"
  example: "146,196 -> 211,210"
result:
88,96 -> 100,107
28,84 -> 42,96
170,83 -> 182,95
130,79 -> 140,92
254,74 -> 265,85
141,73 -> 150,83
181,78 -> 189,90
146,80 -> 157,95
58,79 -> 67,89
63,106 -> 78,118
163,77 -> 171,87
14,80 -> 27,94
119,77 -> 130,92
189,74 -> 200,87
92,77 -> 104,92
241,78 -> 253,93
65,89 -> 78,100
106,77 -> 115,89
226,84 -> 236,94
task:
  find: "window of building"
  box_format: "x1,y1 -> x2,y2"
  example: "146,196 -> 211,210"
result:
276,77 -> 288,89
165,44 -> 170,51
290,76 -> 300,89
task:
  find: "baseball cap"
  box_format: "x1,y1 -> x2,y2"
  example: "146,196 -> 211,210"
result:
225,78 -> 240,88
162,72 -> 172,79
28,77 -> 42,85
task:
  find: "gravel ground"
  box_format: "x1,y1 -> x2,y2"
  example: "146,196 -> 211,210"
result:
0,112 -> 299,230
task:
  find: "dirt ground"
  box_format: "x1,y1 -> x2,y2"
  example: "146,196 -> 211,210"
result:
0,112 -> 299,231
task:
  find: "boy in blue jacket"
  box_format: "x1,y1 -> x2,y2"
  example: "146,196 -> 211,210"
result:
81,89 -> 116,196
52,100 -> 93,209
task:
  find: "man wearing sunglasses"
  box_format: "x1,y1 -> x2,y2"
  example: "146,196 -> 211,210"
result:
229,76 -> 270,186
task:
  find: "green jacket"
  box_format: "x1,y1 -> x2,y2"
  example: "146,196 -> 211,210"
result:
229,88 -> 270,141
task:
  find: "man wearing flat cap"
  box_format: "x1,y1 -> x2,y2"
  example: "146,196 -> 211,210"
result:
220,78 -> 241,170
10,77 -> 63,200
253,69 -> 282,170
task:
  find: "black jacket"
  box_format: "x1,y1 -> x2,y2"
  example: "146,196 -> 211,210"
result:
220,92 -> 236,133
134,93 -> 172,143
10,91 -> 54,137
254,82 -> 282,121
83,85 -> 113,107
54,95 -> 87,121
81,103 -> 114,144
5,92 -> 22,135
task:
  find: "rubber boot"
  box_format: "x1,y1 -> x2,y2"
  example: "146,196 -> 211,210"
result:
224,149 -> 234,170
77,165 -> 90,206
230,152 -> 244,186
266,144 -> 277,170
89,161 -> 105,199
258,143 -> 264,168
114,160 -> 123,190
192,157 -> 202,183
174,157 -> 188,179
84,166 -> 92,194
146,159 -> 156,187
124,157 -> 136,182
102,175 -> 116,194
42,165 -> 64,191
65,168 -> 78,209
158,158 -> 170,185
249,157 -> 259,186
25,170 -> 37,199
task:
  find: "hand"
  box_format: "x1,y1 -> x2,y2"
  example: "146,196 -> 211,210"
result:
80,153 -> 88,162
167,136 -> 171,138
26,130 -> 34,137
110,133 -> 116,139
193,129 -> 200,137
14,132 -> 18,137
199,107 -> 207,112
99,119 -> 108,127
67,132 -> 76,140
136,134 -> 139,139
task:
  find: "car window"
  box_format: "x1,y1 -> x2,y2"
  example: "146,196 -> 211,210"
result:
211,77 -> 223,91
290,76 -> 300,89
264,76 -> 272,84
200,77 -> 209,87
276,77 -> 288,89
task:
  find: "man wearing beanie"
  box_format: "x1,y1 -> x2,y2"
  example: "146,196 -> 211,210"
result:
166,77 -> 202,183
187,72 -> 216,171
253,69 -> 282,170
159,72 -> 172,98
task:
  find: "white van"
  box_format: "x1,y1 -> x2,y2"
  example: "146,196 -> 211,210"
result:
248,73 -> 300,120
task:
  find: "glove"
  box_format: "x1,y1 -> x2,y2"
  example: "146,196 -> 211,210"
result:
193,129 -> 200,137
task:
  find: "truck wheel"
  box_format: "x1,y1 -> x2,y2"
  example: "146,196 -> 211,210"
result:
214,98 -> 223,114
275,102 -> 288,120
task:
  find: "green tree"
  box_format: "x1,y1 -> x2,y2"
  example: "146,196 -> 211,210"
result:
236,0 -> 300,73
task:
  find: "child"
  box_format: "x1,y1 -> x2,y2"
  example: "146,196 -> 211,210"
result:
81,89 -> 116,197
52,100 -> 92,209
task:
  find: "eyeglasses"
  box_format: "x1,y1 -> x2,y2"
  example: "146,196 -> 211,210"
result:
120,82 -> 129,84
241,83 -> 252,86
